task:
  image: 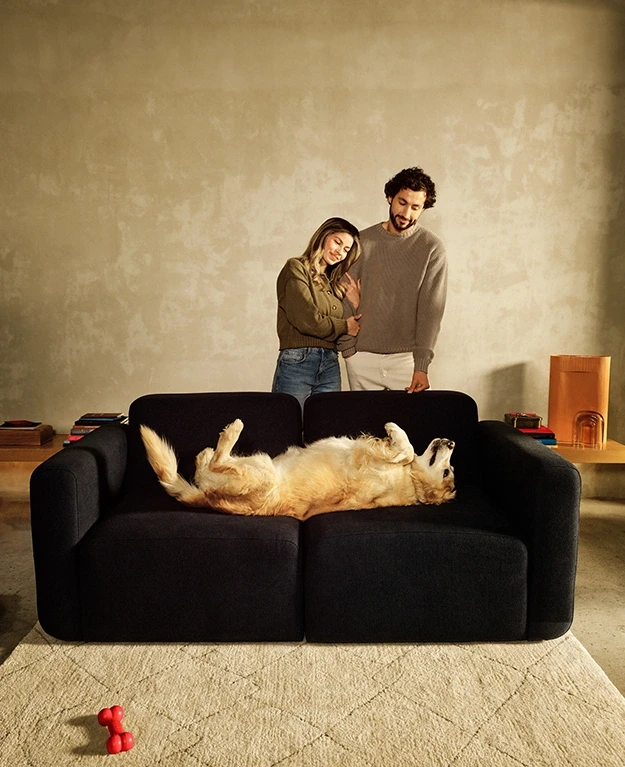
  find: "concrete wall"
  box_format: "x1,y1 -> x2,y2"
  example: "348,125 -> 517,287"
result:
2,0 -> 624,438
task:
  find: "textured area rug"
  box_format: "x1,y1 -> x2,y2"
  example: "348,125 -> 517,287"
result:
1,625 -> 624,766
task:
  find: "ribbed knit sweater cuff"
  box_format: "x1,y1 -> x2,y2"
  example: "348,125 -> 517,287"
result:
413,356 -> 432,373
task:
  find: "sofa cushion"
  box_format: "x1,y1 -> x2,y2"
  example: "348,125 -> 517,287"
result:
126,392 -> 302,490
303,486 -> 528,642
78,508 -> 303,642
303,390 -> 481,488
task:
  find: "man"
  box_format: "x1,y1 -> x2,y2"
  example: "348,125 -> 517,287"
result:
339,166 -> 448,393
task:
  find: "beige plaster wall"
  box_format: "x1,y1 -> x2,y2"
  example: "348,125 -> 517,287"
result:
1,0 -> 624,438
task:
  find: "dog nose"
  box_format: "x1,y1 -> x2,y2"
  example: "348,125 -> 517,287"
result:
444,439 -> 455,449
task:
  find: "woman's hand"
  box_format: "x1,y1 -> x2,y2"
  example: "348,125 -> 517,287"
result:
346,314 -> 362,336
343,273 -> 361,310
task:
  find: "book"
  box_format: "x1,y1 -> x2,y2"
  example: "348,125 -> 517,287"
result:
504,412 -> 542,429
78,412 -> 125,420
74,420 -> 128,429
518,426 -> 556,440
74,413 -> 127,426
70,425 -> 100,435
0,424 -> 54,446
64,414 -> 128,446
64,433 -> 94,445
0,420 -> 42,429
536,438 -> 558,445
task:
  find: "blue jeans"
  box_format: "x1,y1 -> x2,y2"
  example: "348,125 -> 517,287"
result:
271,347 -> 341,410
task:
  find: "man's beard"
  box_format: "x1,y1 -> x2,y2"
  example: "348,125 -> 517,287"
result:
389,209 -> 417,232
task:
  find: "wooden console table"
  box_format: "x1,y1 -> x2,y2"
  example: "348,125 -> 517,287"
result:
0,434 -> 67,500
552,439 -> 625,464
0,434 -> 66,464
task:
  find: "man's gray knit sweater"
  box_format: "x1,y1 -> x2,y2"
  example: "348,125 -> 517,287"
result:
338,222 -> 448,372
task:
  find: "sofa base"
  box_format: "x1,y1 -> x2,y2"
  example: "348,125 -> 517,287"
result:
303,504 -> 529,643
77,510 -> 304,642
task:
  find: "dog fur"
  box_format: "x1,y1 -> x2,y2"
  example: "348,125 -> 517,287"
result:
140,420 -> 456,521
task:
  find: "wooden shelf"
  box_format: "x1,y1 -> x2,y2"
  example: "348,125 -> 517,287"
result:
552,439 -> 625,464
0,433 -> 66,463
3,433 -> 623,465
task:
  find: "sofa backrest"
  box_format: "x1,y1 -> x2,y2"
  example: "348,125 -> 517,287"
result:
127,392 -> 303,489
303,390 -> 481,487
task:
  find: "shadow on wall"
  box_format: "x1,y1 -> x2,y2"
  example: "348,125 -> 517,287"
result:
544,0 -> 625,443
486,363 -> 527,421
602,3 -> 625,444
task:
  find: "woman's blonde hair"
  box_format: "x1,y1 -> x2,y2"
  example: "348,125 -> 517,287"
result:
298,217 -> 361,298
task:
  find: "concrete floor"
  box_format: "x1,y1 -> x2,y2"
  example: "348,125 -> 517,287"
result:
1,463 -> 624,696
570,496 -> 625,694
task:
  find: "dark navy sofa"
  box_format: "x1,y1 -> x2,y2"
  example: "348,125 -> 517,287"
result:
30,390 -> 581,643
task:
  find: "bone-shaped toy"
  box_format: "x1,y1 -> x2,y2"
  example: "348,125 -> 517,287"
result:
97,705 -> 135,754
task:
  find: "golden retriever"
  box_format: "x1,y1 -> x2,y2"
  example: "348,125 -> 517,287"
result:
140,420 -> 456,521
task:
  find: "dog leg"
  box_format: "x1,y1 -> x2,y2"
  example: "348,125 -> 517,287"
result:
194,447 -> 215,485
384,422 -> 415,464
211,419 -> 244,468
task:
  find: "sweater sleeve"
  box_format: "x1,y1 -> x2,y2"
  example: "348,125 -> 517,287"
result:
413,244 -> 448,372
281,260 -> 348,341
335,264 -> 360,356
335,296 -> 357,356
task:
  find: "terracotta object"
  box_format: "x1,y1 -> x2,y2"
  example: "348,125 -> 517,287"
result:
548,355 -> 611,445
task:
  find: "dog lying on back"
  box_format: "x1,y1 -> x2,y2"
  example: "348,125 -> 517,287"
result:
140,419 -> 456,521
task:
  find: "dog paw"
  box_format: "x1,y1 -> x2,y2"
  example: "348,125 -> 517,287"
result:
195,447 -> 215,469
222,419 -> 244,436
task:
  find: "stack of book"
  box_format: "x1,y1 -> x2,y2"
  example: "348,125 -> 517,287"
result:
0,420 -> 54,446
504,412 -> 557,445
516,425 -> 557,446
64,412 -> 128,446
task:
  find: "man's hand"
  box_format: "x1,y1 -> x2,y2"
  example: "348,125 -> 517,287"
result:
406,370 -> 430,393
343,273 -> 362,310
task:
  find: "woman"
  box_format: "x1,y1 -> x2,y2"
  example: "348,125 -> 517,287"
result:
272,217 -> 362,410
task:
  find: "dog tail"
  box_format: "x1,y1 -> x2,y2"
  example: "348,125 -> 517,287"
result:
140,425 -> 205,506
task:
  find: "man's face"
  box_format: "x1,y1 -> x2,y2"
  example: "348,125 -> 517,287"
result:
387,188 -> 427,234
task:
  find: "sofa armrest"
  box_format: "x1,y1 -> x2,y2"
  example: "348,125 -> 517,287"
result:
478,420 -> 581,639
66,424 -> 128,498
29,427 -> 128,639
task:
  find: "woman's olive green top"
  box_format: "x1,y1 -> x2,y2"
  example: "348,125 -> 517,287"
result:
276,258 -> 348,350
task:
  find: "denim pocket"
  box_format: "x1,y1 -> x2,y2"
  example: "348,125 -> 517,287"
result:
280,348 -> 310,365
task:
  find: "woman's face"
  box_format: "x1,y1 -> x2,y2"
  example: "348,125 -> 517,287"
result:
320,231 -> 354,270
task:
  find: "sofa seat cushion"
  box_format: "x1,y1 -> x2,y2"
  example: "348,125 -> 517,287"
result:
111,483 -> 201,513
78,507 -> 303,642
303,487 -> 528,643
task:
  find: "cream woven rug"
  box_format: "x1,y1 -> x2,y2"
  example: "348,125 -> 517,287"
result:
1,624 -> 624,766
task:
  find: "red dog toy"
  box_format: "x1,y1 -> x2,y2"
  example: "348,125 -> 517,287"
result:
97,706 -> 134,754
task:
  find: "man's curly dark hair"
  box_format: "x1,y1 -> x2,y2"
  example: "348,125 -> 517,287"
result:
384,167 -> 437,209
